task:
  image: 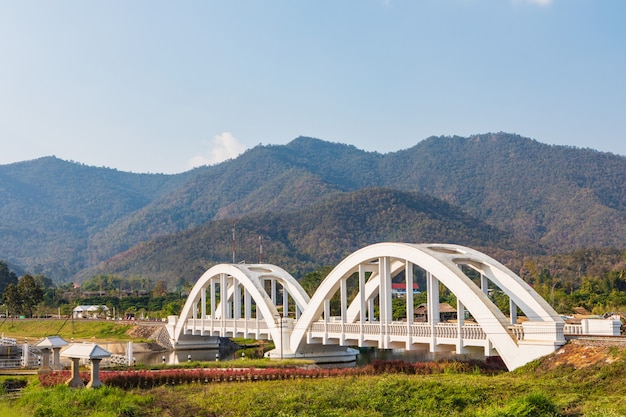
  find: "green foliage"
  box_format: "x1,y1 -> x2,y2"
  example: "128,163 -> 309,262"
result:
479,392 -> 561,417
17,384 -> 152,417
2,274 -> 45,317
5,355 -> 626,416
299,266 -> 334,297
2,133 -> 626,284
83,188 -> 539,283
0,260 -> 18,301
0,319 -> 134,341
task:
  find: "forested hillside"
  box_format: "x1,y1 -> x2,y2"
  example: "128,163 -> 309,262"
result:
1,132 -> 625,282
77,188 -> 540,282
0,157 -> 189,278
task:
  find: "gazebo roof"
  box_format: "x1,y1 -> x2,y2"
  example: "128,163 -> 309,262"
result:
35,335 -> 69,349
61,343 -> 111,359
414,303 -> 457,314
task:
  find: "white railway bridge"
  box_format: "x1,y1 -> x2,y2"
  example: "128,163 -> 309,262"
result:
167,243 -> 568,371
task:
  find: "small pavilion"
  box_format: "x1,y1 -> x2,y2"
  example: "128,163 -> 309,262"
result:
34,336 -> 69,373
61,343 -> 111,388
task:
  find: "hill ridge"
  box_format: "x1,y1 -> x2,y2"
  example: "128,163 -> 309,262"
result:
1,132 -> 625,282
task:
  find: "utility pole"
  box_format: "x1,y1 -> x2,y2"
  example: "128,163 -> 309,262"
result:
232,221 -> 236,264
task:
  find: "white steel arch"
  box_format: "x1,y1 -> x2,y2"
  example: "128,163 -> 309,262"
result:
170,243 -> 566,370
172,263 -> 310,347
289,243 -> 565,370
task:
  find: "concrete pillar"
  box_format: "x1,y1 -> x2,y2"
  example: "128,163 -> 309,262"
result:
324,299 -> 330,322
340,279 -> 347,323
51,347 -> 63,370
127,342 -> 133,366
244,289 -> 251,319
379,257 -> 392,323
510,299 -> 518,324
358,264 -> 366,345
201,287 -> 206,320
66,358 -> 84,388
234,281 -> 241,319
456,299 -> 466,354
406,261 -> 414,350
271,279 -> 277,305
359,264 -> 366,324
427,272 -> 440,325
21,343 -> 29,368
38,348 -> 52,374
481,274 -> 489,295
282,283 -> 288,318
86,359 -> 103,389
427,272 -> 440,351
220,273 -> 227,329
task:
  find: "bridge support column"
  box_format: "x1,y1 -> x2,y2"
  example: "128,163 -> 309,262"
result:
427,272 -> 440,352
201,288 -> 206,333
379,257 -> 392,349
244,289 -> 251,335
283,283 -> 288,317
220,273 -> 227,331
405,261 -> 414,350
340,278 -> 347,345
510,299 -> 517,324
516,321 -> 566,368
323,299 -> 330,345
210,280 -> 216,334
456,299 -> 466,355
481,274 -> 488,295
358,264 -> 366,346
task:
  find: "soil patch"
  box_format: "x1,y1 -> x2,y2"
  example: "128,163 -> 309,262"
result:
537,338 -> 626,371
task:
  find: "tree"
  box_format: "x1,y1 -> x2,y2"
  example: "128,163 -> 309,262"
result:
0,261 -> 18,301
152,280 -> 168,297
2,274 -> 45,318
2,283 -> 20,316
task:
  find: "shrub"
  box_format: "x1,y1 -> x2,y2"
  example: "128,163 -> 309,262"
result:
481,392 -> 561,417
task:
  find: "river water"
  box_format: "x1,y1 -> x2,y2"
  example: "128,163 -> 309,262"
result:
132,347 -> 485,367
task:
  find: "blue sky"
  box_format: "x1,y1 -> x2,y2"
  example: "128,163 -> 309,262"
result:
1,0 -> 625,173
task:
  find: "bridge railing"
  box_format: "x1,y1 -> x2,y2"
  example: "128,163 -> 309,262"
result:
563,324 -> 583,335
0,336 -> 17,346
309,321 -> 488,340
185,317 -> 271,337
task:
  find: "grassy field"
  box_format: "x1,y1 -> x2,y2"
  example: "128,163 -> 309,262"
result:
0,318 -> 136,342
1,356 -> 626,417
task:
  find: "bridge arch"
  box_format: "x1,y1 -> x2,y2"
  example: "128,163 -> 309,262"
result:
170,243 -> 565,370
172,263 -> 310,348
290,243 -> 564,370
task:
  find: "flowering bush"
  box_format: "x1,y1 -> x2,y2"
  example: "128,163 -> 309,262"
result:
39,370 -> 90,387
37,359 -> 505,389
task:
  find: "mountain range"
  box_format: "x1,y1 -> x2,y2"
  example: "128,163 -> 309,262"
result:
1,132 -> 624,284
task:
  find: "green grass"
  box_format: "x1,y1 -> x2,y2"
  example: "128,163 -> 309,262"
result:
3,360 -> 626,416
0,319 -> 135,342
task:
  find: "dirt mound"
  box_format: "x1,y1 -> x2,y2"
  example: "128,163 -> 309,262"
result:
537,339 -> 626,371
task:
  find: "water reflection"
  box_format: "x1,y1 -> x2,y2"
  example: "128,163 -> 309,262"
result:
134,349 -> 223,366
133,347 -> 485,367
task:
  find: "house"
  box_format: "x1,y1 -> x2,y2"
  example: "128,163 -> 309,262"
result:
413,303 -> 457,322
391,283 -> 420,298
73,305 -> 110,319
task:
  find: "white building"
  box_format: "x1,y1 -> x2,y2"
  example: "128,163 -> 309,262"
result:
73,305 -> 110,319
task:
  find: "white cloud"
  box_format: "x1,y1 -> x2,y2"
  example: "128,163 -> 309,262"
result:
516,0 -> 553,6
187,132 -> 246,168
